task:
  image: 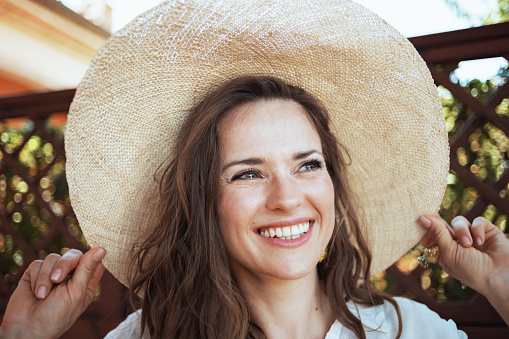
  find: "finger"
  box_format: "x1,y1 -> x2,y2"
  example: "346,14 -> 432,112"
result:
420,218 -> 456,247
67,248 -> 106,301
50,249 -> 83,283
418,215 -> 458,262
89,262 -> 105,290
85,263 -> 106,305
10,261 -> 43,303
451,216 -> 473,248
471,217 -> 491,246
420,231 -> 436,247
27,260 -> 43,295
35,253 -> 61,299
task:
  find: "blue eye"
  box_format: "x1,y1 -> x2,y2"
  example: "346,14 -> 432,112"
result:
298,160 -> 323,172
230,169 -> 262,181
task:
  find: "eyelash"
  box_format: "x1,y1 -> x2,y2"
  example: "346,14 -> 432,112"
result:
230,169 -> 262,182
229,159 -> 324,182
298,159 -> 324,172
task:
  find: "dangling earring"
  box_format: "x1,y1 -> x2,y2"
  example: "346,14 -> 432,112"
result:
319,247 -> 328,263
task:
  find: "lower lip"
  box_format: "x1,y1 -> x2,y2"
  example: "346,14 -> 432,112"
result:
258,223 -> 314,248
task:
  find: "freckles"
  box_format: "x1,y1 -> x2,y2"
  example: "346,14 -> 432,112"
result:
219,187 -> 263,219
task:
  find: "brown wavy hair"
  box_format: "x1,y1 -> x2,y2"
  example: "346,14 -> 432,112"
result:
128,75 -> 402,338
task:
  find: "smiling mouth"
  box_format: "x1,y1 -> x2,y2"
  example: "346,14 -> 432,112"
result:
257,221 -> 311,240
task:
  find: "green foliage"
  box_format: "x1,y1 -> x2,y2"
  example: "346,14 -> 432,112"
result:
0,117 -> 84,289
431,66 -> 509,301
485,0 -> 509,23
444,0 -> 509,24
441,67 -> 509,224
376,64 -> 509,301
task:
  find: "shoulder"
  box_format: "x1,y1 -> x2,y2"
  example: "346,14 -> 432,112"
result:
389,297 -> 466,338
329,297 -> 468,338
104,310 -> 147,339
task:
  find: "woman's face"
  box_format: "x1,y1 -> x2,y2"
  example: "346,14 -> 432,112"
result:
217,99 -> 335,281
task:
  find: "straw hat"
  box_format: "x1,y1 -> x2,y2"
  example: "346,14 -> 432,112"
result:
65,0 -> 449,286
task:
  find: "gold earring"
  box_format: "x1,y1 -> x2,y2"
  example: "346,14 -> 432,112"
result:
319,247 -> 328,263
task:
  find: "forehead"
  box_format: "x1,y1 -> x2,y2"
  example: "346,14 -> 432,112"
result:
218,99 -> 322,161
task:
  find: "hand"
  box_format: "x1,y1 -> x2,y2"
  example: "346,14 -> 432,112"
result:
419,215 -> 509,325
0,248 -> 106,339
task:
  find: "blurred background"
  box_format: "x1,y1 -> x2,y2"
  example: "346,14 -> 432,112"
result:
0,0 -> 508,338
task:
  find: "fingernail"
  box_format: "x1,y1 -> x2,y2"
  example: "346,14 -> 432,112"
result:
38,286 -> 47,299
419,216 -> 431,228
92,248 -> 106,262
51,269 -> 62,282
461,236 -> 471,246
476,237 -> 482,246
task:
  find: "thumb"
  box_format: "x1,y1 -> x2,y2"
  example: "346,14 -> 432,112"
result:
67,248 -> 106,299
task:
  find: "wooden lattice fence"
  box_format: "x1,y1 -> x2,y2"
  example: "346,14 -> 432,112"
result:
0,90 -> 126,338
383,21 -> 509,338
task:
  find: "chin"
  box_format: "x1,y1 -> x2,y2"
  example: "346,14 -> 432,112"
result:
257,257 -> 321,281
271,269 -> 318,281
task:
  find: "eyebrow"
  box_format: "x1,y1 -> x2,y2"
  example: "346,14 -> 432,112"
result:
221,149 -> 323,172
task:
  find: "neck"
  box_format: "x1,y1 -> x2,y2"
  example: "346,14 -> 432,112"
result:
232,264 -> 335,339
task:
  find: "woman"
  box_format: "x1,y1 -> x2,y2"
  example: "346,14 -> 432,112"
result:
2,1 -> 509,338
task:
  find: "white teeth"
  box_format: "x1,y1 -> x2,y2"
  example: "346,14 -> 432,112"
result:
282,227 -> 291,237
276,227 -> 283,237
259,221 -> 311,240
268,228 -> 276,238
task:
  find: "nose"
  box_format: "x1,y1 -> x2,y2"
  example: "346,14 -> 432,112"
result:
265,176 -> 303,212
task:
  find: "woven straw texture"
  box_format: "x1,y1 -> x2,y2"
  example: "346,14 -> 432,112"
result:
65,0 -> 449,286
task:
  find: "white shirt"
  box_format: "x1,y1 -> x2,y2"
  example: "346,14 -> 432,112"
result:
105,297 -> 467,338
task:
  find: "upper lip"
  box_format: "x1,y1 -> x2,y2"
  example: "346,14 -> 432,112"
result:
254,217 -> 313,230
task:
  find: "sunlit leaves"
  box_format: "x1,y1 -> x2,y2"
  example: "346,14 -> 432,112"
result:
376,63 -> 509,303
0,116 -> 84,287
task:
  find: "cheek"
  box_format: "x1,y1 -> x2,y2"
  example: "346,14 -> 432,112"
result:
219,187 -> 256,212
217,188 -> 261,239
314,174 -> 335,213
315,175 -> 336,239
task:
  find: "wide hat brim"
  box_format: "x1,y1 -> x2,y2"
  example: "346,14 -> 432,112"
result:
65,0 -> 449,286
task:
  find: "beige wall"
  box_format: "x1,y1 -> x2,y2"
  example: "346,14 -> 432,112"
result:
0,0 -> 109,94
